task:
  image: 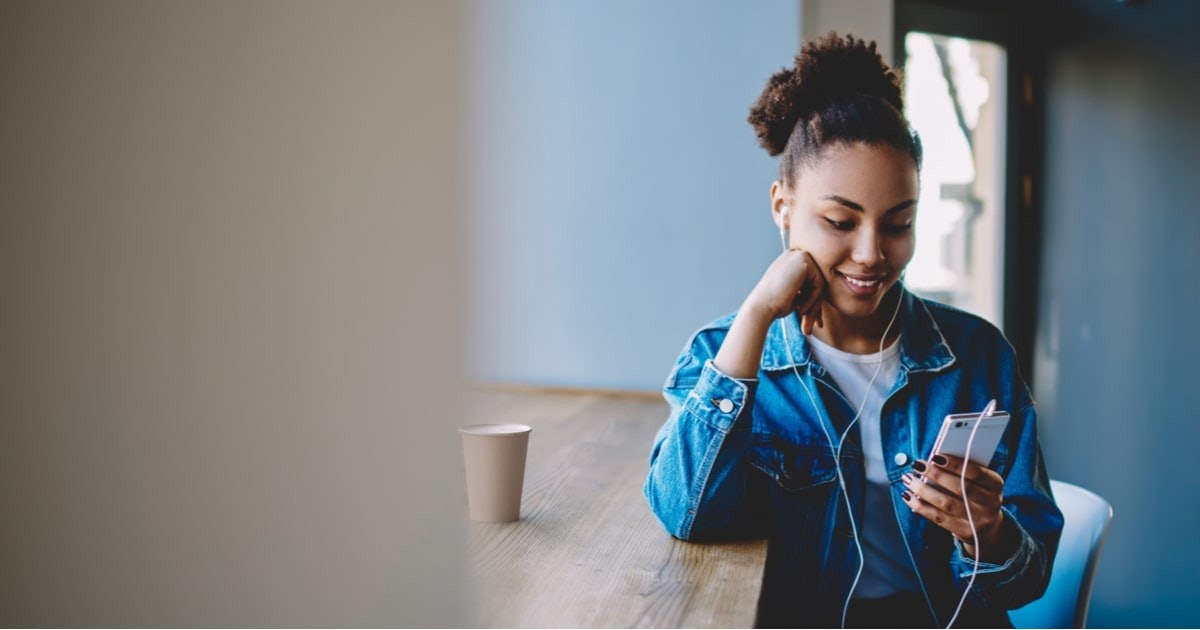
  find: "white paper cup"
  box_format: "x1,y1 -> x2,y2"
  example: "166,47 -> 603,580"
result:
459,423 -> 532,522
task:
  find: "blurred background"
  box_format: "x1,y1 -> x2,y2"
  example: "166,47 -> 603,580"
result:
1,1 -> 466,625
467,0 -> 1200,627
2,0 -> 1197,627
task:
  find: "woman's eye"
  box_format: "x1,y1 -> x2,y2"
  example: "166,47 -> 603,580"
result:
885,223 -> 914,234
825,218 -> 853,231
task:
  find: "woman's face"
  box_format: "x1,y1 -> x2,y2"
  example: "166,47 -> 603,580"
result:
773,142 -> 919,324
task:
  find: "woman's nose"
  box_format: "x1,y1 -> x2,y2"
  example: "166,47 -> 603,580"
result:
851,229 -> 884,266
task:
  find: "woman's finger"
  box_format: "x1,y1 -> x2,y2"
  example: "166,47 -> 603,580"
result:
792,250 -> 825,333
910,466 -> 1004,518
901,489 -> 973,539
794,278 -> 822,326
902,486 -> 998,543
905,470 -> 1003,517
804,295 -> 823,330
902,473 -> 1005,545
902,472 -> 961,516
920,456 -> 1005,494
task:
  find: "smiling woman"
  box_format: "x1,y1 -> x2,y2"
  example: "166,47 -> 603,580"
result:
771,144 -> 918,347
643,33 -> 1062,628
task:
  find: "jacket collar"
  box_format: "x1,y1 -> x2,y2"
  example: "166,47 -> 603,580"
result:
759,288 -> 957,374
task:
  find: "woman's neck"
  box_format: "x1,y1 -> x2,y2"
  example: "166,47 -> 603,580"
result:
810,291 -> 903,355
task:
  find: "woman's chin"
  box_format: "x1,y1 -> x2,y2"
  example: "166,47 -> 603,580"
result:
826,287 -> 895,321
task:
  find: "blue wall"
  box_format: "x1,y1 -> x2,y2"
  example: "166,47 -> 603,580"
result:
466,0 -> 797,391
1035,1 -> 1200,626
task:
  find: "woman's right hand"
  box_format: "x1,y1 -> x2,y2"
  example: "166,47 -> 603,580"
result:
713,248 -> 827,379
744,248 -> 827,335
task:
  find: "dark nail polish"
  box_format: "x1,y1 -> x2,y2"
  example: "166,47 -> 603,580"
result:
901,491 -> 912,501
932,454 -> 948,466
912,460 -> 927,473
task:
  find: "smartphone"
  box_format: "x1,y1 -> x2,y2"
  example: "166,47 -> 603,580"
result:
929,406 -> 1010,467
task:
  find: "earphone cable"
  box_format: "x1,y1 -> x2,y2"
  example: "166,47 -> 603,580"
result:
944,401 -> 993,628
776,225 -> 987,629
779,282 -> 902,628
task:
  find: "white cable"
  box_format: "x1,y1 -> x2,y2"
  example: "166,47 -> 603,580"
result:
775,230 -> 992,627
944,401 -> 994,628
837,292 -> 901,627
778,266 -> 902,629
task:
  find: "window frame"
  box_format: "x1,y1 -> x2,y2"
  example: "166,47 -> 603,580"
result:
894,0 -> 1046,383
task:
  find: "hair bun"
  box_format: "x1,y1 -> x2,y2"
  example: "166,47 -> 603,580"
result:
749,32 -> 904,156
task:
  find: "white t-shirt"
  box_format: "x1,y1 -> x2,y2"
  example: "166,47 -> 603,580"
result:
808,334 -> 919,598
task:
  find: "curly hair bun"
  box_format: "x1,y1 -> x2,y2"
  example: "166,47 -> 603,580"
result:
748,32 -> 904,157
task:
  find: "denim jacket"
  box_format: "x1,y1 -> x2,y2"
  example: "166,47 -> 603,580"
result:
644,290 -> 1063,627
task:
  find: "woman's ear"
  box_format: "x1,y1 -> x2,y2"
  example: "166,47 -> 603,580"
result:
770,180 -> 789,232
770,181 -> 792,250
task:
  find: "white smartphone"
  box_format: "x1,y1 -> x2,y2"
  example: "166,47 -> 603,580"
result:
929,404 -> 1010,467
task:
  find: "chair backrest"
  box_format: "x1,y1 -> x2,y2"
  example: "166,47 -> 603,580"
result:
1010,480 -> 1113,629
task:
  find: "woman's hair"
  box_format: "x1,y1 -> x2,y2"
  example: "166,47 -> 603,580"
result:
748,32 -> 922,188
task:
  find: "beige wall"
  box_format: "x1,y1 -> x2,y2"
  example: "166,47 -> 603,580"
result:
0,1 -> 465,625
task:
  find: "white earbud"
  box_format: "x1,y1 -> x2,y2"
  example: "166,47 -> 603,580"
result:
779,206 -> 790,251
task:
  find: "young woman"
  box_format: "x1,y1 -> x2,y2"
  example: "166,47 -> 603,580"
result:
644,34 -> 1062,628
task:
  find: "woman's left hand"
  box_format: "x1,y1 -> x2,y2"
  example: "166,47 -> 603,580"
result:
900,455 -> 1012,563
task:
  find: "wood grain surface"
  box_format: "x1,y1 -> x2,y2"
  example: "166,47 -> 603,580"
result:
466,389 -> 767,628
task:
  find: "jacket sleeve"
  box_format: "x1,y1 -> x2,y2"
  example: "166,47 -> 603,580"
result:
643,327 -> 761,541
947,349 -> 1064,610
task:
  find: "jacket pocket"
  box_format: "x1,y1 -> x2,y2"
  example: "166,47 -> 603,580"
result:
748,438 -> 839,492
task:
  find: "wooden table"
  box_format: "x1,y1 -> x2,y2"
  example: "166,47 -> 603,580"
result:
466,389 -> 768,628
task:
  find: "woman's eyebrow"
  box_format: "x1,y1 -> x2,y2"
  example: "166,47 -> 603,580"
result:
819,195 -> 917,215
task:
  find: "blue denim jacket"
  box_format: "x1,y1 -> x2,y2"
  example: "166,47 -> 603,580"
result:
644,290 -> 1063,627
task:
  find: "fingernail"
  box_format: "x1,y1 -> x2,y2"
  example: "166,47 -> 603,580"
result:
932,454 -> 948,466
901,490 -> 912,502
912,460 -> 927,473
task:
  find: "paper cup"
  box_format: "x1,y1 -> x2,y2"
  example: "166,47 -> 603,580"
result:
459,423 -> 532,522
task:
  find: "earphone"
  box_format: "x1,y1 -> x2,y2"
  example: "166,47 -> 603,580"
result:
777,207 -> 983,628
778,209 -> 788,248
777,206 -> 902,626
945,404 -> 991,628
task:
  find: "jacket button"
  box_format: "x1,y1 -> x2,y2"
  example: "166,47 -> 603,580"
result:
894,452 -> 909,466
712,398 -> 734,413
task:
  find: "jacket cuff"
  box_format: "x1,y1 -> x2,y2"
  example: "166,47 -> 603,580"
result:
950,507 -> 1035,587
681,360 -> 755,433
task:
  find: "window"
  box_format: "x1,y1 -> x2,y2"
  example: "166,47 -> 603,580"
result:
903,33 -> 1007,328
894,0 -> 1042,380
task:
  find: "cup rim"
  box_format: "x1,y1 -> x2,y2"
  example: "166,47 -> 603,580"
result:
459,423 -> 532,436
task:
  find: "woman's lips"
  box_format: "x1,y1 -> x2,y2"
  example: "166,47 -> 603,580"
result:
838,271 -> 886,297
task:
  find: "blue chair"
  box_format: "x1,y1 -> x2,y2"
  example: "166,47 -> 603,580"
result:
1010,480 -> 1113,629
